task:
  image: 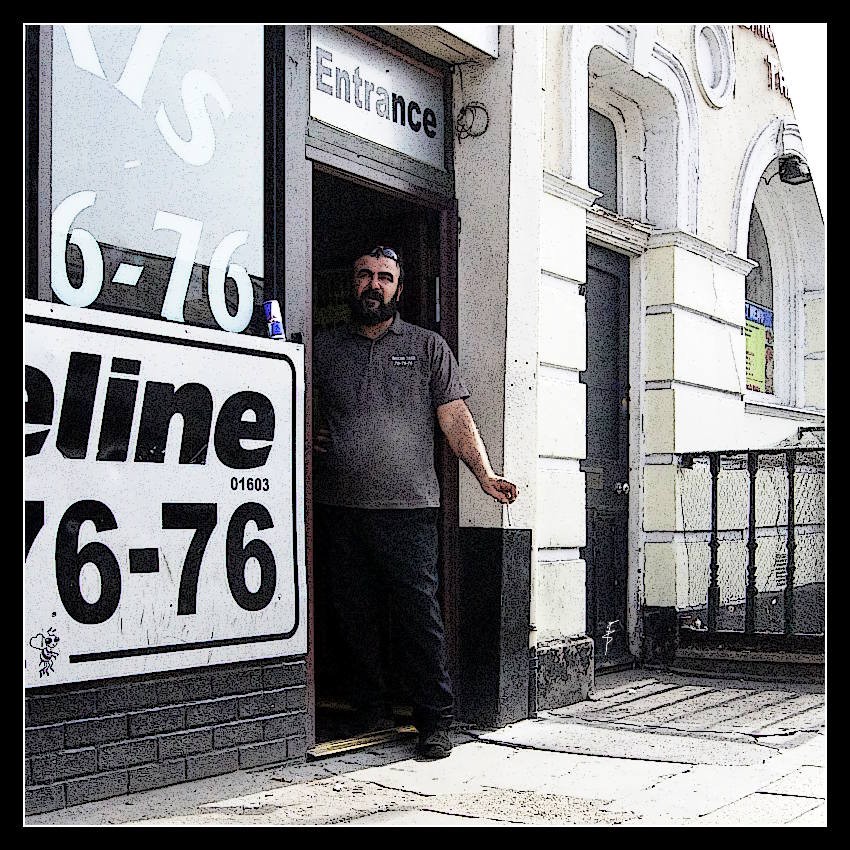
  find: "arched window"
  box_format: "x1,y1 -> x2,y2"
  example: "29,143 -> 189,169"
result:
588,107 -> 617,213
744,206 -> 774,394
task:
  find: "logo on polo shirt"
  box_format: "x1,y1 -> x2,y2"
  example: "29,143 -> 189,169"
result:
391,356 -> 417,368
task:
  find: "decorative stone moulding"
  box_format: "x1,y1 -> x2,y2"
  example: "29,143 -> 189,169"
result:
692,25 -> 735,108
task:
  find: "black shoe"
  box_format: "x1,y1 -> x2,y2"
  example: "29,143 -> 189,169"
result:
416,729 -> 453,759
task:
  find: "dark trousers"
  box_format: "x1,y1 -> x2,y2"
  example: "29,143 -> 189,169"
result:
315,505 -> 453,733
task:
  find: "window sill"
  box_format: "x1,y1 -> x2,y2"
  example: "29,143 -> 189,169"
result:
744,397 -> 825,422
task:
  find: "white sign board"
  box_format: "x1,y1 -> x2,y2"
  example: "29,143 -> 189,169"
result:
310,27 -> 446,171
25,300 -> 306,687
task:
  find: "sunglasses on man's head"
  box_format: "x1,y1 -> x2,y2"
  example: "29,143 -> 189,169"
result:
366,246 -> 400,262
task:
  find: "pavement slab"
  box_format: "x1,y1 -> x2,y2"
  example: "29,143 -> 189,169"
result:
761,765 -> 826,799
551,670 -> 824,744
600,742 -> 827,825
601,763 -> 765,821
374,789 -> 639,826
458,746 -> 583,792
729,693 -> 825,734
345,809 -> 513,826
580,685 -> 719,722
587,686 -> 752,726
792,734 -> 827,766
571,682 -> 684,712
25,763 -> 323,825
341,740 -> 515,796
196,775 -> 429,826
786,802 -> 827,826
529,754 -> 691,801
479,717 -> 775,765
588,677 -> 679,697
696,792 -> 824,826
755,704 -> 825,735
200,774 -> 397,811
468,747 -> 689,801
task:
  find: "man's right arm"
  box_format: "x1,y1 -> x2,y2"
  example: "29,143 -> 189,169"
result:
436,398 -> 517,504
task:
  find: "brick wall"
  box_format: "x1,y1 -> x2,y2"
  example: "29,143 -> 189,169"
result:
25,657 -> 308,816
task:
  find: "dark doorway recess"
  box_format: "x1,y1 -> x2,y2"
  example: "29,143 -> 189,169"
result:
310,166 -> 459,744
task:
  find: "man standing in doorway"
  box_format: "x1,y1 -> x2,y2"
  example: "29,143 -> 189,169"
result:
313,245 -> 517,760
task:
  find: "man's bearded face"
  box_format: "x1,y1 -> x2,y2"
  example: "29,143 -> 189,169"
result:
349,255 -> 402,325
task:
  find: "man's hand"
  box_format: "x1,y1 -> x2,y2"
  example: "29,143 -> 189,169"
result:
479,475 -> 518,504
313,428 -> 331,455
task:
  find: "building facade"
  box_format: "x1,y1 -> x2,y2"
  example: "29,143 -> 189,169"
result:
24,24 -> 825,815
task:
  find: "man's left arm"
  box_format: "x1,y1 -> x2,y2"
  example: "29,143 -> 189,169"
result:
436,399 -> 518,504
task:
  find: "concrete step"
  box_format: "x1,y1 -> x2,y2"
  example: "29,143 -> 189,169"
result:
665,648 -> 824,683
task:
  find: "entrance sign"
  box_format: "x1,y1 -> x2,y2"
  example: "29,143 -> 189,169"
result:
25,300 -> 306,687
310,27 -> 446,171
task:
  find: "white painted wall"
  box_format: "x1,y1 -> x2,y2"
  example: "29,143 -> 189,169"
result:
535,557 -> 587,639
645,246 -> 743,327
453,28 -> 513,528
438,24 -> 499,58
644,465 -> 678,531
532,29 -> 595,643
503,25 -> 545,533
536,464 -> 585,548
453,25 -> 546,532
644,543 -> 677,608
495,24 -> 824,650
805,289 -> 825,407
674,385 -> 800,452
805,298 -> 825,354
644,389 -> 676,454
537,371 -> 585,460
654,26 -> 807,252
806,361 -> 825,409
674,312 -> 745,394
643,243 -> 820,451
539,274 -> 586,367
540,194 -> 586,280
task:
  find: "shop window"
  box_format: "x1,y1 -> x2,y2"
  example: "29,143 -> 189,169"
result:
33,25 -> 267,335
588,108 -> 617,213
744,206 -> 774,394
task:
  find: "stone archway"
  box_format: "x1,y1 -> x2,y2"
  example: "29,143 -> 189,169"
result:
562,24 -> 699,232
731,119 -> 824,407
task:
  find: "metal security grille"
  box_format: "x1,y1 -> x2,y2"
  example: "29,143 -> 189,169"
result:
675,432 -> 824,636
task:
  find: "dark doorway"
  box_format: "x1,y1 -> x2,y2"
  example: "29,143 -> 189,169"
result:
312,169 -> 441,335
310,166 -> 456,744
581,243 -> 632,670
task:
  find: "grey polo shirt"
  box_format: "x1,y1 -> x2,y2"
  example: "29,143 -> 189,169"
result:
313,312 -> 469,509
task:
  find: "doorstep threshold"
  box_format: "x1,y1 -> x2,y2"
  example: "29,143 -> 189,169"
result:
307,725 -> 418,760
676,647 -> 824,664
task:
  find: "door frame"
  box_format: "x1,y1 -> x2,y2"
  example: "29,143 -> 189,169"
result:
305,160 -> 461,737
586,230 -> 647,664
583,243 -> 631,667
286,22 -> 456,746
